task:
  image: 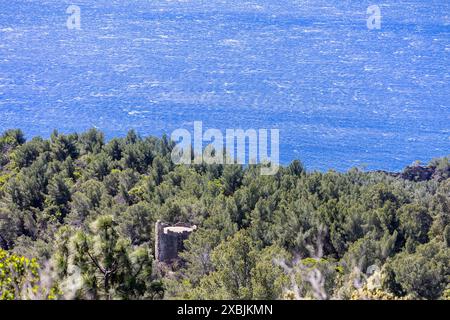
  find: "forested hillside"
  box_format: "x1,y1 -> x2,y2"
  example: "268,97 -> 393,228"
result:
0,129 -> 449,300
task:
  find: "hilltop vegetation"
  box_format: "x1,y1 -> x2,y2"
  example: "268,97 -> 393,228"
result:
0,128 -> 449,300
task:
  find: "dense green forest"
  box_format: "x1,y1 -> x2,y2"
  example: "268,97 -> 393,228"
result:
0,128 -> 449,300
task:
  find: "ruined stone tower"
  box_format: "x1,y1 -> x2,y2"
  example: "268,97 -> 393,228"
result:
155,220 -> 196,263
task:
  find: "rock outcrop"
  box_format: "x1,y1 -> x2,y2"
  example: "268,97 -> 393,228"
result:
375,165 -> 448,182
401,165 -> 435,181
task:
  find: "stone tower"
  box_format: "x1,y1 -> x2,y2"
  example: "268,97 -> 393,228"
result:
155,220 -> 196,263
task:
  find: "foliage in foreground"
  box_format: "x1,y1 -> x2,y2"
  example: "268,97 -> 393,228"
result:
0,128 -> 449,300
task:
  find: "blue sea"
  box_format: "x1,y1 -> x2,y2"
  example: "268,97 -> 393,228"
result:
0,0 -> 449,171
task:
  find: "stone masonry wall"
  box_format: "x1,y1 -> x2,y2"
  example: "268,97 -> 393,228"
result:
155,220 -> 196,263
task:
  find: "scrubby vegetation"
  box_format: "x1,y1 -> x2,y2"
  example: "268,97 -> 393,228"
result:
0,128 -> 449,300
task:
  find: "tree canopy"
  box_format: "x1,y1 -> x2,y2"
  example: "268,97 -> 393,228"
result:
0,129 -> 449,300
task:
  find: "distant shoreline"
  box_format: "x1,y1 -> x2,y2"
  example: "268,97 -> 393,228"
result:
1,127 -> 448,177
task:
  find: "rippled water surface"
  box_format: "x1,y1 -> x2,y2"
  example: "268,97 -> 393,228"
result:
0,0 -> 449,170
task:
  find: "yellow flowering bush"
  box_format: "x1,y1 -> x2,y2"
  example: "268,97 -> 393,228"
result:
0,249 -> 40,300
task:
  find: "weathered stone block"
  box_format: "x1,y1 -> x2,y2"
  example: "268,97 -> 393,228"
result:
155,220 -> 196,263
